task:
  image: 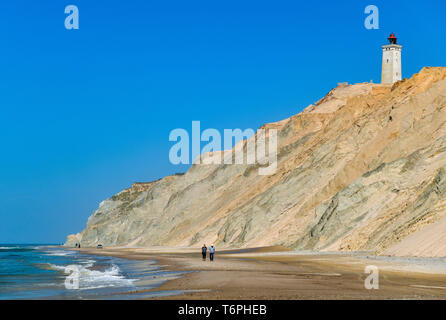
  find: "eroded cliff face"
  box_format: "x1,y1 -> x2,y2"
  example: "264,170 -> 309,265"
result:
66,67 -> 446,257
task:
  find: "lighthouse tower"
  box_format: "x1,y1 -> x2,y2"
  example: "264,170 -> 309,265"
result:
381,33 -> 402,84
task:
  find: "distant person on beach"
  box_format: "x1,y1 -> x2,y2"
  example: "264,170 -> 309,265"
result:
201,244 -> 207,260
209,245 -> 215,261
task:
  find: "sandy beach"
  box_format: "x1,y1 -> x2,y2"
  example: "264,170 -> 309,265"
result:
73,246 -> 446,300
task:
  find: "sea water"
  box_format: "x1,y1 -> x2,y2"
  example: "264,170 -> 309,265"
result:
0,244 -> 186,299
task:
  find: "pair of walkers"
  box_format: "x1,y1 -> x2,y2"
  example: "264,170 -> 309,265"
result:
201,244 -> 215,261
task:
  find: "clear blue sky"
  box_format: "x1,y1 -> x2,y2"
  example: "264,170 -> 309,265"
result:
0,0 -> 444,243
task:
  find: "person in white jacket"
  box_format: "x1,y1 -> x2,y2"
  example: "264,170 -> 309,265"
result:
209,245 -> 215,261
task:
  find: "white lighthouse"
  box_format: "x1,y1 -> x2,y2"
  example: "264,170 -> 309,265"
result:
381,33 -> 402,84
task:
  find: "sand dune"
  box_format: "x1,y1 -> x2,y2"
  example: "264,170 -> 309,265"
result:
383,216 -> 446,257
67,67 -> 446,258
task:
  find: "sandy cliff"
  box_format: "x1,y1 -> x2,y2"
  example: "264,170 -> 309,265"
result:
66,67 -> 446,257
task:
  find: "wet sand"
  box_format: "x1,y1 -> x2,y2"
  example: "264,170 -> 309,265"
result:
75,246 -> 446,300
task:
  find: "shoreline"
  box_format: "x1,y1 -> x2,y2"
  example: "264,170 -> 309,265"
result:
69,246 -> 446,300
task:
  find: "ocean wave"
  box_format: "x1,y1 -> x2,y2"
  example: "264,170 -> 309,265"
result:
0,247 -> 34,253
48,263 -> 135,290
43,250 -> 75,257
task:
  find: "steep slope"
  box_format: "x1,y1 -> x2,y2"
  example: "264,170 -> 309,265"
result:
66,67 -> 446,257
382,215 -> 446,257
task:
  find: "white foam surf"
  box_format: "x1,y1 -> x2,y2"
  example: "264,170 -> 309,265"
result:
44,250 -> 75,256
49,262 -> 136,290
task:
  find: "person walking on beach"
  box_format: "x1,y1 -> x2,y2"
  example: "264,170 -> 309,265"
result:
209,245 -> 215,261
201,244 -> 207,261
